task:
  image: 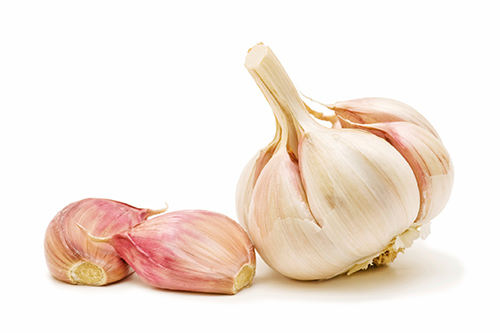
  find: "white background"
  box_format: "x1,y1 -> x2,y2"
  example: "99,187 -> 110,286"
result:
1,1 -> 498,332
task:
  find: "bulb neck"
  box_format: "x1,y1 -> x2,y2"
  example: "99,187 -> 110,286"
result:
245,44 -> 321,156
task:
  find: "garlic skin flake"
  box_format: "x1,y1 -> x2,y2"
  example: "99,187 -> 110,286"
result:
236,44 -> 453,280
44,198 -> 166,285
84,210 -> 256,295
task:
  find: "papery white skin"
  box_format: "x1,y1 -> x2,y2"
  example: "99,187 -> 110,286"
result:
249,131 -> 420,280
330,98 -> 454,226
332,97 -> 440,138
236,127 -> 280,230
237,44 -> 453,280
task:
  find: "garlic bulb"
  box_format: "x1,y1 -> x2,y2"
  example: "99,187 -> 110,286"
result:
81,210 -> 256,295
44,198 -> 166,285
236,44 -> 453,280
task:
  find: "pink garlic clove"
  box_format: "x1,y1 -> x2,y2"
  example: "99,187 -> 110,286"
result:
85,210 -> 256,295
44,198 -> 166,286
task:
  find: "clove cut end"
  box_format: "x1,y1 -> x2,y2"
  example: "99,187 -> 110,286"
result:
233,264 -> 255,293
69,261 -> 106,286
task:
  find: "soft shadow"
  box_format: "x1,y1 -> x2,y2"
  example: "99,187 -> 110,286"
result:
115,271 -> 240,297
252,245 -> 465,301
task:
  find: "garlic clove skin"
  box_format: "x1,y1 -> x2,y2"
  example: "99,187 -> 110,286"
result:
86,210 -> 256,295
248,146 -> 327,280
299,129 -> 420,242
300,128 -> 425,275
44,198 -> 166,286
299,129 -> 420,233
332,97 -> 440,138
235,152 -> 262,231
235,130 -> 280,230
330,98 -> 454,226
342,120 -> 454,226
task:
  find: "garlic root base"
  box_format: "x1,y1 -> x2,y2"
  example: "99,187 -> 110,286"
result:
347,225 -> 426,275
372,248 -> 404,266
69,261 -> 107,286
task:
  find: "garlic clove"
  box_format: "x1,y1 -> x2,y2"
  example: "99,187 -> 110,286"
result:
299,129 -> 420,241
248,146 -> 333,280
344,120 -> 454,225
44,198 -> 166,285
299,129 -> 420,277
310,96 -> 454,236
331,97 -> 440,138
236,123 -> 280,230
84,210 -> 256,295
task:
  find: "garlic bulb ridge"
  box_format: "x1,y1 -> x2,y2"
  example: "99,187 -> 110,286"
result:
236,43 -> 453,280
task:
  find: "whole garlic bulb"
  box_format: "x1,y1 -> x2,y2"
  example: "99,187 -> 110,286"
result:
44,198 -> 166,285
236,44 -> 453,280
